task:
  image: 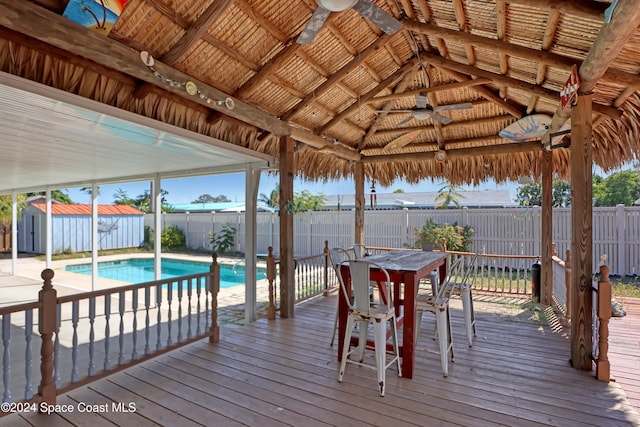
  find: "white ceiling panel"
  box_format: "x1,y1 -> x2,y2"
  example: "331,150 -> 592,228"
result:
0,73 -> 276,195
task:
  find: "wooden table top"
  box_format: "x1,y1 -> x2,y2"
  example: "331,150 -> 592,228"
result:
363,250 -> 448,274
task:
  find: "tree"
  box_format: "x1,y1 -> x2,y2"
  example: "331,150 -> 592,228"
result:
434,183 -> 464,209
0,194 -> 28,246
515,179 -> 572,207
393,188 -> 405,193
192,194 -> 230,203
114,188 -> 172,212
258,184 -> 279,208
26,190 -> 73,204
593,170 -> 640,206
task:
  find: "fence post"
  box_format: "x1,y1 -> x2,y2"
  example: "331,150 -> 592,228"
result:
616,204 -> 626,276
565,249 -> 572,322
209,253 -> 220,343
596,265 -> 612,381
323,240 -> 329,296
38,269 -> 56,407
266,246 -> 277,320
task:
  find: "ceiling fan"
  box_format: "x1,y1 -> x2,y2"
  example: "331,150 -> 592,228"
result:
297,0 -> 403,45
377,93 -> 473,126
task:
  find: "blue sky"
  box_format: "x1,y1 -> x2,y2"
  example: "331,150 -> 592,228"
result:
64,173 -> 519,205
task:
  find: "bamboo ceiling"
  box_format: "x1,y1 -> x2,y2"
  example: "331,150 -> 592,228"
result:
1,0 -> 640,187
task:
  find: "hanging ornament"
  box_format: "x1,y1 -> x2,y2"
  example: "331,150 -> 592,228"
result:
369,180 -> 377,210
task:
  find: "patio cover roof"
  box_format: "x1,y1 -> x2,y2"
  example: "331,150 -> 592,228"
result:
0,72 -> 276,196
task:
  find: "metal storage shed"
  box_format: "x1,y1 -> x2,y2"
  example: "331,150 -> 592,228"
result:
18,202 -> 144,254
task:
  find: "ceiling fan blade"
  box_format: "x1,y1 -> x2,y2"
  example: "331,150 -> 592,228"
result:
352,0 -> 403,35
415,93 -> 427,109
375,109 -> 415,113
433,102 -> 473,112
384,130 -> 421,150
430,113 -> 453,125
296,6 -> 332,44
396,115 -> 415,126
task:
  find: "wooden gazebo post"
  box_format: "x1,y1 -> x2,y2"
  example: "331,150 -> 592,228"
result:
354,163 -> 365,246
279,136 -> 295,318
570,93 -> 593,370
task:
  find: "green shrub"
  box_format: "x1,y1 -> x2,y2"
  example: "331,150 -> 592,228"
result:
413,219 -> 474,252
161,225 -> 186,250
210,222 -> 237,254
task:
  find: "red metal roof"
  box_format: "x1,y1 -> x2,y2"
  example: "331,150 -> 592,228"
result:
30,203 -> 143,215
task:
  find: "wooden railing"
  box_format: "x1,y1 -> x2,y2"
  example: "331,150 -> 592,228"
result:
0,255 -> 220,411
265,242 -> 339,319
551,245 -> 571,327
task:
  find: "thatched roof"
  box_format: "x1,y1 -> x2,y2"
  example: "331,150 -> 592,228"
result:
1,0 -> 640,188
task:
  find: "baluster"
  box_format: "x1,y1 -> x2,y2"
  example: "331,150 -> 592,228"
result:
38,269 -> 56,406
54,304 -> 61,387
166,281 -> 173,347
187,278 -> 193,339
596,265 -> 612,381
209,253 -> 220,343
144,286 -> 151,355
177,279 -> 184,342
103,294 -> 111,371
24,310 -> 33,400
131,288 -> 139,360
71,301 -> 79,383
88,296 -> 96,376
2,314 -> 11,403
196,276 -> 202,336
118,291 -> 125,365
205,267 -> 211,331
156,285 -> 163,351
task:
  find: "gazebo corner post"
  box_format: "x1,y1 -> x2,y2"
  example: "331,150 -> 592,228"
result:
278,135 -> 295,318
570,93 -> 593,371
541,147 -> 553,306
209,252 -> 220,344
354,163 -> 365,246
565,249 -> 572,323
37,268 -> 57,408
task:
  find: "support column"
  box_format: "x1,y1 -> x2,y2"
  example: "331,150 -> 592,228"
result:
279,136 -> 295,318
244,165 -> 261,323
570,93 -> 593,370
91,182 -> 98,292
354,163 -> 365,245
45,189 -> 52,268
541,149 -> 553,305
153,174 -> 162,281
11,192 -> 17,275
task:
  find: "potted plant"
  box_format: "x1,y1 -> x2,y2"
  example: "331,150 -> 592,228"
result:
414,219 -> 474,252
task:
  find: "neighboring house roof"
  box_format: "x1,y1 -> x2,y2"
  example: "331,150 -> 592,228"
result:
323,190 -> 516,210
171,202 -> 275,212
29,202 -> 144,215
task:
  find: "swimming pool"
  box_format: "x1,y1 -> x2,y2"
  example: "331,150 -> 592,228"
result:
64,258 -> 267,288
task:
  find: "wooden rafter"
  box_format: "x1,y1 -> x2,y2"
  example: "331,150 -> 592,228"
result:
280,33 -> 395,122
365,78 -> 490,103
362,140 -> 541,163
497,0 -> 608,20
420,52 -> 622,120
405,20 -> 640,89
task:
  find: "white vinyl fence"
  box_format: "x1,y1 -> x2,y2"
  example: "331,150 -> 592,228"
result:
149,206 -> 640,276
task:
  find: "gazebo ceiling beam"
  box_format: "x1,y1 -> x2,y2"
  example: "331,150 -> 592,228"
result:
419,52 -> 622,120
365,78 -> 491,104
362,140 -> 542,163
496,0 -> 608,20
405,20 -> 640,90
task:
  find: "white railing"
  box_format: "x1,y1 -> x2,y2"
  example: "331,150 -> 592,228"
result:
151,206 -> 640,276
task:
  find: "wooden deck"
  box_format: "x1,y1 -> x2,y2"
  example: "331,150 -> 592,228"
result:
2,294 -> 639,427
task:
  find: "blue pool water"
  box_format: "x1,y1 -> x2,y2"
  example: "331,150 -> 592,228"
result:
65,258 -> 267,288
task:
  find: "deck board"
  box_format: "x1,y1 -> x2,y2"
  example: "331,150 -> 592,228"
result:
1,295 -> 639,427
